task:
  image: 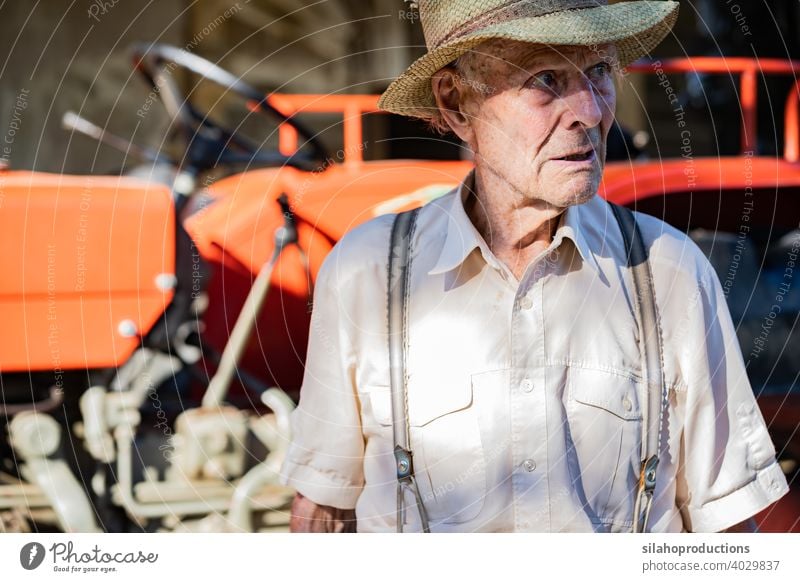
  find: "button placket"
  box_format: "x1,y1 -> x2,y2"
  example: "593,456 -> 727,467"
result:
510,377 -> 548,531
510,253 -> 552,531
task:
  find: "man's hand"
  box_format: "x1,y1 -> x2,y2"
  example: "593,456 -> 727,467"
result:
288,493 -> 357,533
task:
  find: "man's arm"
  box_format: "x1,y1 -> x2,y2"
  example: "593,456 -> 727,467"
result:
674,265 -> 788,532
278,246 -> 367,524
289,493 -> 357,533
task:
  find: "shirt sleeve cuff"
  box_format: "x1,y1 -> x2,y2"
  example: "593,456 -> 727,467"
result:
279,459 -> 363,510
685,461 -> 789,532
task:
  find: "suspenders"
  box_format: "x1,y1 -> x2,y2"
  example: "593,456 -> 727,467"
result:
387,207 -> 430,533
387,202 -> 666,533
610,204 -> 668,533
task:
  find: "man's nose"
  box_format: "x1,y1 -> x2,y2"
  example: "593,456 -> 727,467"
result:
564,77 -> 605,129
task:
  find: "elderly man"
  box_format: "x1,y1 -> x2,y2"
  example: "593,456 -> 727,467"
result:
279,0 -> 789,532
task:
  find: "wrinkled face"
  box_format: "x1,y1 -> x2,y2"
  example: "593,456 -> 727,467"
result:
455,41 -> 618,208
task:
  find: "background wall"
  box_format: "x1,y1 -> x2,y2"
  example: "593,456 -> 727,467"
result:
0,0 -> 424,174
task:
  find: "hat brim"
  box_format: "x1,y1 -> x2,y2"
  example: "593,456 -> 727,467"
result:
378,1 -> 679,118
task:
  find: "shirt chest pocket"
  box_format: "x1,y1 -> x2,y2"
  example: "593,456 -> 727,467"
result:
566,368 -> 643,531
367,381 -> 487,526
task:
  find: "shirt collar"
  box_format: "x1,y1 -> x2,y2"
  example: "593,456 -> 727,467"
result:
428,170 -> 599,276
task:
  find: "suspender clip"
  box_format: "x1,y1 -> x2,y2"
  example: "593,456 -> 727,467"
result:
394,446 -> 414,481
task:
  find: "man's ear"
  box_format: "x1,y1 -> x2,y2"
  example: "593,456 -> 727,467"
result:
431,66 -> 474,145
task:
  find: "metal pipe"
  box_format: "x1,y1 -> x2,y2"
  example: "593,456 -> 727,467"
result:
784,78 -> 800,163
0,488 -> 51,509
226,463 -> 282,532
1,386 -> 64,416
0,482 -> 42,496
259,388 -> 295,448
740,67 -> 758,153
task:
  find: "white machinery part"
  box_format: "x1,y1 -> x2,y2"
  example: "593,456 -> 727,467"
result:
8,412 -> 101,532
168,406 -> 248,481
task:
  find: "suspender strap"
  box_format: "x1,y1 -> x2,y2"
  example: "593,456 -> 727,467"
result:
610,204 -> 667,534
388,207 -> 430,533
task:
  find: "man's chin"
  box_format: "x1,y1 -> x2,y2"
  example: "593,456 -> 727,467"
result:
541,173 -> 601,207
550,186 -> 597,209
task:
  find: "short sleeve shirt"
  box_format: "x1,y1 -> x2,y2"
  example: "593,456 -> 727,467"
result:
279,170 -> 788,532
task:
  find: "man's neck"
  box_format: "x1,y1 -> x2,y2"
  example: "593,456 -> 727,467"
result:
467,166 -> 565,280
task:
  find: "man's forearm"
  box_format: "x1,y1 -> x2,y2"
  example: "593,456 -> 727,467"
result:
288,493 -> 357,533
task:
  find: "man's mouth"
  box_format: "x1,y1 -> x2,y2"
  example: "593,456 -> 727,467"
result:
555,148 -> 595,162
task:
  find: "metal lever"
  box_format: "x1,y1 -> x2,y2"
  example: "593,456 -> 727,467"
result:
62,111 -> 174,165
202,193 -> 300,409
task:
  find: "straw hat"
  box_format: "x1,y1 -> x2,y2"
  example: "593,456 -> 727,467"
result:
378,0 -> 679,118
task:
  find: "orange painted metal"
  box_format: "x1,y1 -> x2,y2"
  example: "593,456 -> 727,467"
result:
184,160 -> 470,393
629,56 -> 800,74
601,156 -> 800,205
785,78 -> 800,163
187,159 -> 470,267
627,57 -> 800,156
266,94 -> 381,167
740,68 -> 758,152
0,170 -> 175,372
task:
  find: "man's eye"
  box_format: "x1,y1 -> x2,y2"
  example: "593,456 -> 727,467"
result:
528,71 -> 558,92
588,62 -> 612,82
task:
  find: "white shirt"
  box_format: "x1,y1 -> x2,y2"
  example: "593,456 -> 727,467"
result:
279,170 -> 788,532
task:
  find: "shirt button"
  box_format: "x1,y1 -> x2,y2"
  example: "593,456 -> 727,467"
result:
519,296 -> 533,310
522,459 -> 536,472
521,378 -> 534,393
622,396 -> 633,412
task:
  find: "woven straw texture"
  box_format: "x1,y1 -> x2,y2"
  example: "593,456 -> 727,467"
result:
378,0 -> 679,118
